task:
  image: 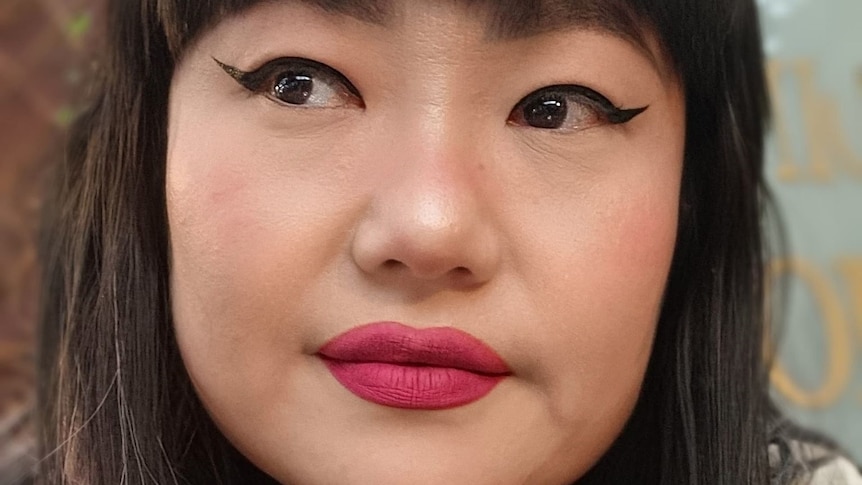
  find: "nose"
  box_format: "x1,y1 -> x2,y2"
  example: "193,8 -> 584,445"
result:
350,129 -> 501,290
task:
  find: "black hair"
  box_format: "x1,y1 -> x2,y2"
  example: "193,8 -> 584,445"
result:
36,0 -> 800,483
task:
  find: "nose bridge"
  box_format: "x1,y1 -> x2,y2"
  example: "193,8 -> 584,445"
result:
377,32 -> 491,239
350,94 -> 499,285
392,49 -> 488,196
392,120 -> 480,245
396,102 -> 476,195
395,14 -> 489,134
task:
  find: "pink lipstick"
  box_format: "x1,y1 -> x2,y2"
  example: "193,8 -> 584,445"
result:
318,322 -> 510,410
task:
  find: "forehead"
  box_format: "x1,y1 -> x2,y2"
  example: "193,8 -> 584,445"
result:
217,0 -> 662,68
283,0 -> 646,41
166,0 -> 666,73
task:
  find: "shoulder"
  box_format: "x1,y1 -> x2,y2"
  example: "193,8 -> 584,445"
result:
770,440 -> 862,485
809,455 -> 862,485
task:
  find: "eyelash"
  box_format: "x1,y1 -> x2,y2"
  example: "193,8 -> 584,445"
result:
508,85 -> 648,131
216,57 -> 648,130
215,56 -> 364,109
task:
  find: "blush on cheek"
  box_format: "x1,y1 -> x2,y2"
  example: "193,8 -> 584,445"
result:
603,186 -> 678,345
167,155 -> 275,333
617,196 -> 678,269
551,182 -> 678,392
622,166 -> 681,283
169,162 -> 254,267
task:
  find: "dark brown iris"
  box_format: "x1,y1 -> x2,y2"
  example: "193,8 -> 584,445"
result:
273,73 -> 314,105
524,96 -> 568,129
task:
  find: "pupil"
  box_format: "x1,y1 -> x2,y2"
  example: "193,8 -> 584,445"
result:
274,73 -> 313,105
525,97 -> 568,129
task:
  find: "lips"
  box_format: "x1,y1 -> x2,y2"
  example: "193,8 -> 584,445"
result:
318,322 -> 510,410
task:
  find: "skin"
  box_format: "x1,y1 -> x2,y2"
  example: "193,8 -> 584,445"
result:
166,2 -> 686,484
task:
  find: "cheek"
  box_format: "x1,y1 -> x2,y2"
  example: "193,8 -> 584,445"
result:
166,149 -> 286,409
165,98 -> 363,322
575,186 -> 677,372
513,142 -> 682,429
164,118 -> 357,407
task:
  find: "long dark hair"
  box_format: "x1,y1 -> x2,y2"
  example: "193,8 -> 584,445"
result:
37,0 -> 792,483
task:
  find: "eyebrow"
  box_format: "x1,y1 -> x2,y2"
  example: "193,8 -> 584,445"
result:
287,0 -> 659,69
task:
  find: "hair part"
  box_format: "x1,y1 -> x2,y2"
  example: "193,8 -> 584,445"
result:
37,0 -> 788,483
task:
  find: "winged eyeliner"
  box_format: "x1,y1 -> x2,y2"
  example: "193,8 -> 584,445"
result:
214,57 -> 361,97
215,57 -> 648,124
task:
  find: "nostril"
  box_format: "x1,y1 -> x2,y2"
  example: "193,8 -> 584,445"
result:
379,259 -> 472,279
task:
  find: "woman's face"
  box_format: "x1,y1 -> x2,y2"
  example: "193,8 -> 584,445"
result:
167,1 -> 685,483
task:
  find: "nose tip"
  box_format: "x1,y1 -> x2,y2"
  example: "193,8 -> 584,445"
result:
350,185 -> 500,289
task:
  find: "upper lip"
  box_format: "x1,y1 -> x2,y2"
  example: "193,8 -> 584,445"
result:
317,321 -> 511,375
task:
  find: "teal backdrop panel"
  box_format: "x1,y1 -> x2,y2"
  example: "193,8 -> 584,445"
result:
759,0 -> 862,462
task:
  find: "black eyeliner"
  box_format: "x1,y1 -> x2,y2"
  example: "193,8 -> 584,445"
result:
535,84 -> 649,124
213,56 -> 362,98
607,106 -> 648,124
214,57 -> 281,92
214,58 -> 247,84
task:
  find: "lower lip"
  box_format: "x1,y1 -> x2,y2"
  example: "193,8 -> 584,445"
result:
321,359 -> 506,410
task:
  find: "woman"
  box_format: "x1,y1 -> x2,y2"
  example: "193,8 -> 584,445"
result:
34,0 -> 861,483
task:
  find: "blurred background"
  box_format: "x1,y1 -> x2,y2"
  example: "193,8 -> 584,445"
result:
0,0 -> 101,480
0,0 -> 859,481
758,0 -> 862,463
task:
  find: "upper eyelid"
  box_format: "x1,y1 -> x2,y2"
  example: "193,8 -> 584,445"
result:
521,84 -> 618,110
215,57 -> 644,119
519,84 -> 649,124
214,57 -> 362,97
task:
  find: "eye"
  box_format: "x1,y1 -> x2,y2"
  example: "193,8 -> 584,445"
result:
508,85 -> 647,132
216,57 -> 364,109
